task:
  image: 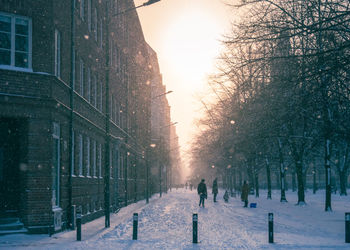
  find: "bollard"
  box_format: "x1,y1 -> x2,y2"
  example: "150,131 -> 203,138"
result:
76,213 -> 82,241
268,213 -> 273,243
346,212 -> 350,243
133,213 -> 138,240
193,213 -> 198,244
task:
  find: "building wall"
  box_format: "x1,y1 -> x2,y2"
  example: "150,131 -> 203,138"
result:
0,0 -> 160,233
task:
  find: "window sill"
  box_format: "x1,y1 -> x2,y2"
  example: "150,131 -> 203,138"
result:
0,65 -> 33,73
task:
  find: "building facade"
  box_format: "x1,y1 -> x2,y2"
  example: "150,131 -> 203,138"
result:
0,0 -> 166,234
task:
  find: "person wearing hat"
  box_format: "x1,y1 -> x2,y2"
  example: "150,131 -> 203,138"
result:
197,179 -> 207,208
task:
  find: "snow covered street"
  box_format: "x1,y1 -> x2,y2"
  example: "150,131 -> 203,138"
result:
1,188 -> 349,249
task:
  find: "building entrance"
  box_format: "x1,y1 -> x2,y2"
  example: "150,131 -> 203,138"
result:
0,118 -> 24,218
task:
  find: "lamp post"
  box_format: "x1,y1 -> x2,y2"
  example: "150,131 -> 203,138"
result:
149,121 -> 177,198
146,90 -> 174,203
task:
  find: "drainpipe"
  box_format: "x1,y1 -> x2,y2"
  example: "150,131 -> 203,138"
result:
68,0 -> 75,229
104,1 -> 111,228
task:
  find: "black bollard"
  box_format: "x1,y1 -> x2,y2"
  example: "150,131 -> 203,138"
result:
346,212 -> 350,243
133,213 -> 138,240
268,213 -> 273,243
193,213 -> 198,244
76,213 -> 82,241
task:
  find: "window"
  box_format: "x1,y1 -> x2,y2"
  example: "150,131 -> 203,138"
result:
0,13 -> 32,69
78,134 -> 83,176
73,50 -> 76,90
87,67 -> 91,101
54,29 -> 61,77
99,19 -> 103,48
94,8 -> 97,41
92,139 -> 96,177
86,136 -> 90,177
92,74 -> 96,107
98,78 -> 102,111
52,123 -> 60,207
110,95 -> 114,121
109,148 -> 112,179
87,0 -> 91,31
98,143 -> 102,178
71,130 -> 75,176
79,59 -> 84,95
80,0 -> 85,20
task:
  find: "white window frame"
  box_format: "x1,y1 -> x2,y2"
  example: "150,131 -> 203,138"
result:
78,134 -> 83,176
54,29 -> 61,78
0,12 -> 32,70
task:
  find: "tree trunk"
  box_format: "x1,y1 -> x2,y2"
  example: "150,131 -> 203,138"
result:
295,161 -> 306,204
325,138 -> 332,211
265,156 -> 272,199
292,171 -> 296,192
255,170 -> 259,197
278,138 -> 287,202
339,169 -> 348,196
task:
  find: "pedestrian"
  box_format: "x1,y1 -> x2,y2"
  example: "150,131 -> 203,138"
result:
197,179 -> 207,208
212,178 -> 218,202
190,183 -> 193,191
241,181 -> 249,207
223,190 -> 229,202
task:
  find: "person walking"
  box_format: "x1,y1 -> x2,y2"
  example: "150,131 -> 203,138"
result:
212,178 -> 218,202
241,181 -> 249,207
197,179 -> 207,208
223,190 -> 229,202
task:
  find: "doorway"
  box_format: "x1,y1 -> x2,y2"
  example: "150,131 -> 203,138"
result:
0,118 -> 25,218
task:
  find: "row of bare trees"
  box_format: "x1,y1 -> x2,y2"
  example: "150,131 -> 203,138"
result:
189,0 -> 350,211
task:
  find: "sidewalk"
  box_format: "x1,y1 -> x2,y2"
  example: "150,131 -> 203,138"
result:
0,197 -> 154,249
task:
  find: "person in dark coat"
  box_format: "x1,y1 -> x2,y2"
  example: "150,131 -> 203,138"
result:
241,181 -> 249,207
197,179 -> 207,207
223,190 -> 229,202
212,178 -> 218,202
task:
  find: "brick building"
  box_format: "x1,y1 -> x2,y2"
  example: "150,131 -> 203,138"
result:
0,0 -> 165,234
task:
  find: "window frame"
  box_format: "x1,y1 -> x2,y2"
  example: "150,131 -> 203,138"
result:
0,12 -> 32,70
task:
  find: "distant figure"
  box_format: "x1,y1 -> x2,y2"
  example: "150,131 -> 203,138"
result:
190,183 -> 193,191
241,181 -> 249,207
197,179 -> 207,208
223,190 -> 229,202
212,178 -> 218,202
185,182 -> 188,189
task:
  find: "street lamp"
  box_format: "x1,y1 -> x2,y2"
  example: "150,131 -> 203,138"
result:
113,0 -> 161,17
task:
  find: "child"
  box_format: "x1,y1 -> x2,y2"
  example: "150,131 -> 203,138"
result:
223,190 -> 229,202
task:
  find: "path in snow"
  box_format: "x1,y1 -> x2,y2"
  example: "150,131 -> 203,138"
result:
1,188 -> 350,249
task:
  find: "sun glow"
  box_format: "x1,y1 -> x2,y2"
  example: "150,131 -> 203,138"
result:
162,9 -> 222,90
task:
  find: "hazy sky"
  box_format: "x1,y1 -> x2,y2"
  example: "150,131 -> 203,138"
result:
136,0 -> 232,168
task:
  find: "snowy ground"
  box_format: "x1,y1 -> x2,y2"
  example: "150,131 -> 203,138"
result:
1,188 -> 350,249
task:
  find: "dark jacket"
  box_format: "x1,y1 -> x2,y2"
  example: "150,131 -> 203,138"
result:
197,181 -> 207,197
212,179 -> 218,194
241,183 -> 249,201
